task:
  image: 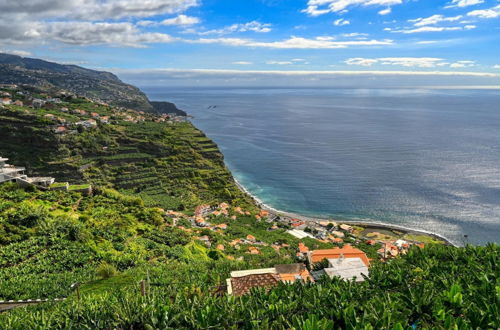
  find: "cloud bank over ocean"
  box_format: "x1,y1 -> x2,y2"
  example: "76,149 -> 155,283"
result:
114,68 -> 500,88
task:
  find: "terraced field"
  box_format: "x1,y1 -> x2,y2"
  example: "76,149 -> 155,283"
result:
0,99 -> 254,211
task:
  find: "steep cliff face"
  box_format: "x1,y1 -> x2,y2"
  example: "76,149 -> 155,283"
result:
150,101 -> 187,116
0,53 -> 153,112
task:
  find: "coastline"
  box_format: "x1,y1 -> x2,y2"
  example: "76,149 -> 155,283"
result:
233,178 -> 456,246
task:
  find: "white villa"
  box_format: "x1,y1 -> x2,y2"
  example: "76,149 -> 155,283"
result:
0,157 -> 27,183
0,156 -> 54,187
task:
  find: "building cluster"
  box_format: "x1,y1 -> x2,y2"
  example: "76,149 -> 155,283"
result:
375,239 -> 424,259
226,245 -> 370,296
278,216 -> 352,244
0,86 -> 188,133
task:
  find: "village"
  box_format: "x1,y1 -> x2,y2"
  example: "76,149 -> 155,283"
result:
160,200 -> 438,296
0,84 -> 188,136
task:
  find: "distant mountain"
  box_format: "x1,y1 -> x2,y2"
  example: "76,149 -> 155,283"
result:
0,53 -> 153,112
150,101 -> 187,116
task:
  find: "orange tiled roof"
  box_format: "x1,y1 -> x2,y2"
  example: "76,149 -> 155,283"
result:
298,242 -> 309,253
309,245 -> 370,266
248,247 -> 261,254
279,269 -> 314,282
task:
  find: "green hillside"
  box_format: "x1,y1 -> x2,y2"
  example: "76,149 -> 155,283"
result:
0,86 -> 253,211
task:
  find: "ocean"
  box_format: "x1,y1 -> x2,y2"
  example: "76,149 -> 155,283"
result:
144,87 -> 500,246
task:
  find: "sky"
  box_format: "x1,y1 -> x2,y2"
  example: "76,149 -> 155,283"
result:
1,0 -> 500,87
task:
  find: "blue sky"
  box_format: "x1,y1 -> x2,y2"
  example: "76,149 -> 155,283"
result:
1,0 -> 499,86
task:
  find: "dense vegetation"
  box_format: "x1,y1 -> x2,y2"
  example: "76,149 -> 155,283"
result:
0,184 -> 498,329
0,184 -> 318,299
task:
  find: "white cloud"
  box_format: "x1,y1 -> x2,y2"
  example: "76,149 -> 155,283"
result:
345,57 -> 477,68
266,61 -> 293,65
378,8 -> 392,15
345,58 -> 379,66
447,0 -> 484,8
191,36 -> 393,49
0,49 -> 32,57
333,18 -> 350,26
315,36 -> 336,41
0,0 -> 199,21
416,40 -> 438,44
114,68 -> 500,89
303,0 -> 403,16
449,60 -> 476,68
137,15 -> 200,27
198,21 -> 272,35
391,26 -> 473,33
0,0 -> 198,46
494,65 -> 500,69
467,5 -> 500,18
342,32 -> 369,37
409,15 -> 462,27
161,14 -> 200,26
232,61 -> 253,65
41,22 -> 176,47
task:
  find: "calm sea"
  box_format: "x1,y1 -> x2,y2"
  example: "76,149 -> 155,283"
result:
144,87 -> 500,245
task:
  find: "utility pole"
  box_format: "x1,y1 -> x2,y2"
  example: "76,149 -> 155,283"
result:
140,280 -> 146,297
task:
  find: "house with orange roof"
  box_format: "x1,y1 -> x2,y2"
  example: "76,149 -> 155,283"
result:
339,224 -> 353,232
229,239 -> 241,246
298,242 -> 309,253
307,245 -> 370,267
259,210 -> 269,217
377,243 -> 399,259
99,116 -> 110,124
195,204 -> 211,217
216,223 -> 227,230
226,263 -> 313,296
53,126 -> 67,134
248,247 -> 260,255
246,234 -> 256,242
216,244 -> 225,251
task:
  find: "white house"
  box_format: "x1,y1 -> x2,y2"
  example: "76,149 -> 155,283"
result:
320,257 -> 369,282
0,157 -> 27,183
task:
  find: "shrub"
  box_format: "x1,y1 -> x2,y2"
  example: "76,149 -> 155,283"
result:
96,262 -> 117,279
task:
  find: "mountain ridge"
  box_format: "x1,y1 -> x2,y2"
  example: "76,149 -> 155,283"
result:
0,53 -> 156,112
